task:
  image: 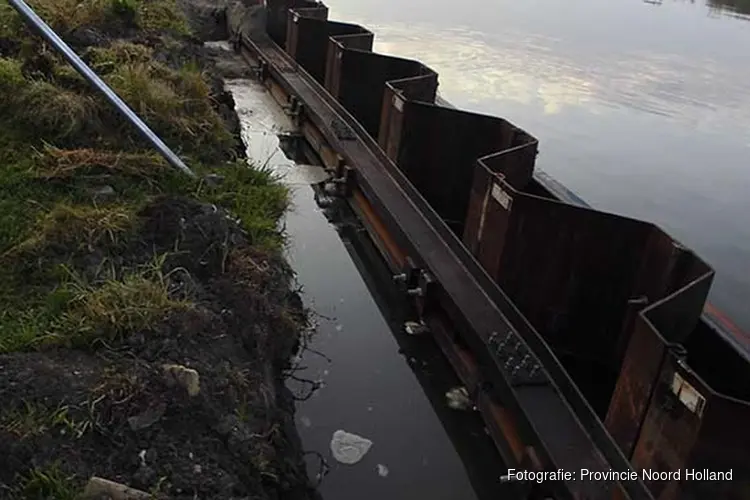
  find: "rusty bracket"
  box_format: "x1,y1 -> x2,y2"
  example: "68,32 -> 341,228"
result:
323,162 -> 355,198
392,256 -> 420,291
287,95 -> 305,126
255,59 -> 269,81
409,270 -> 438,316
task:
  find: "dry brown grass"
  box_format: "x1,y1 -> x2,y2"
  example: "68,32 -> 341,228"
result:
36,146 -> 169,180
7,203 -> 135,257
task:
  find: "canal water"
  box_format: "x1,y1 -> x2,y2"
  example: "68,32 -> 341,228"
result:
320,0 -> 750,332
224,74 -> 512,500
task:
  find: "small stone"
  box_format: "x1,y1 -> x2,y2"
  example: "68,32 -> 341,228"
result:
82,477 -> 150,499
193,464 -> 202,474
162,364 -> 200,397
377,464 -> 389,477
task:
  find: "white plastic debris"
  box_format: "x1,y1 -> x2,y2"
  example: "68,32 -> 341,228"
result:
377,464 -> 389,477
445,386 -> 472,411
404,321 -> 429,335
330,430 -> 373,465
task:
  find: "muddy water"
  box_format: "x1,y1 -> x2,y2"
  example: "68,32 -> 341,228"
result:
321,0 -> 750,332
224,74 -> 511,500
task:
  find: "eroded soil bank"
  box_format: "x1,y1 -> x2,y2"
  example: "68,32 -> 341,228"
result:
0,1 -> 316,498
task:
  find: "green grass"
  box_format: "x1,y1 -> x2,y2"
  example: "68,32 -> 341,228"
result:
12,463 -> 80,500
0,0 -> 190,40
1,401 -> 92,440
0,0 -> 289,356
55,254 -> 192,347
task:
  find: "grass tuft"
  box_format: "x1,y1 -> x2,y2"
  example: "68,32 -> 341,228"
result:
36,146 -> 170,180
87,41 -> 154,71
199,162 -> 289,249
11,203 -> 135,255
0,0 -> 190,40
54,254 -> 192,346
12,463 -> 80,500
1,401 -> 91,440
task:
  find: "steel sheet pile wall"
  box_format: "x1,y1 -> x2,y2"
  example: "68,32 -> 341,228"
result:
466,149 -> 749,498
262,3 -> 750,499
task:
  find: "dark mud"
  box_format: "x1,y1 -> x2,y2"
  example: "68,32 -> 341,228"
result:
0,198 -> 313,499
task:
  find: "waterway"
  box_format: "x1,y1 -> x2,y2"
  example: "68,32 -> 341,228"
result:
225,75 -> 511,500
321,0 -> 750,333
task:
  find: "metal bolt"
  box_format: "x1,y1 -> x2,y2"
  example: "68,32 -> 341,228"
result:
392,273 -> 408,283
406,287 -> 423,297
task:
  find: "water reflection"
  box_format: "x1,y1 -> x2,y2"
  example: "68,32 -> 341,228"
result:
372,22 -> 750,133
321,0 -> 750,333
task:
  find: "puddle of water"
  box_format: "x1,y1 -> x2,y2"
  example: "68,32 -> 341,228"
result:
224,77 -> 513,500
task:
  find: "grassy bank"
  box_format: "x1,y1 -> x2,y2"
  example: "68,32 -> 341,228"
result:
0,1 -> 313,498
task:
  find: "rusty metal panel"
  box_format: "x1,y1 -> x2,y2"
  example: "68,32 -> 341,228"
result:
467,153 -> 649,381
265,0 -> 320,47
326,49 -> 435,139
286,12 -> 368,85
630,352 -> 706,499
324,33 -> 374,95
605,315 -> 669,457
378,76 -> 439,159
381,103 -> 529,234
611,295 -> 749,499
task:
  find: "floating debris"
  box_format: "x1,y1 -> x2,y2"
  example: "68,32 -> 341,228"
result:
404,321 -> 429,335
445,386 -> 472,411
330,430 -> 373,465
377,464 -> 389,477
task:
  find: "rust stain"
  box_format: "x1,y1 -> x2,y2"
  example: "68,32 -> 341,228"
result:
352,189 -> 406,268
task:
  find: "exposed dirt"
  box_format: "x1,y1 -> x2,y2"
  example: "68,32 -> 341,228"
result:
1,198 -> 314,500
0,1 -> 319,499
